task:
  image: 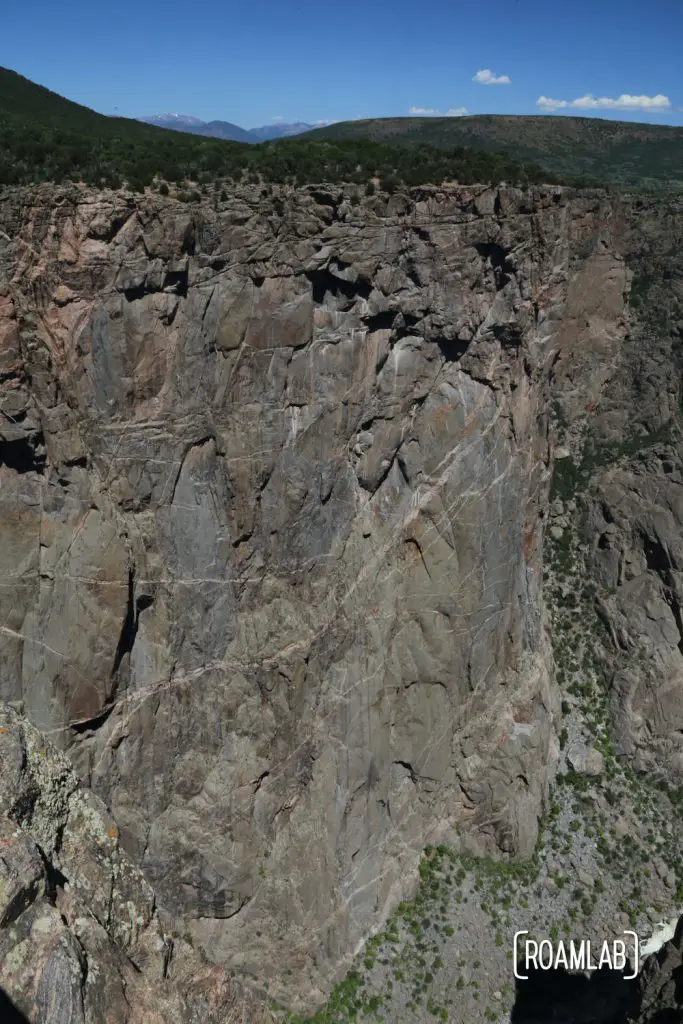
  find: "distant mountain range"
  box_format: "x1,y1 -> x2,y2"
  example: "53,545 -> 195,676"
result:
137,114 -> 317,143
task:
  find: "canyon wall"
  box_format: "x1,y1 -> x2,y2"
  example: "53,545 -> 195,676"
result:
0,182 -> 681,1013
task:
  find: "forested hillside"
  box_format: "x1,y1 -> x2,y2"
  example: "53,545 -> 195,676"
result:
0,68 -> 592,191
309,114 -> 683,189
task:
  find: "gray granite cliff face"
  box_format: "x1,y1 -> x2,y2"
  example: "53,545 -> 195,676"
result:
0,182 -> 681,1018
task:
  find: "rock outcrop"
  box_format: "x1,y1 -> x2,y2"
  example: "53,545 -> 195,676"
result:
0,180 -> 681,1016
550,200 -> 683,787
0,703 -> 272,1023
637,915 -> 683,1022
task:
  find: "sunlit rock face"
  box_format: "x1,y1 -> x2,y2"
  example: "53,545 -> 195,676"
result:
0,180 -> 680,1010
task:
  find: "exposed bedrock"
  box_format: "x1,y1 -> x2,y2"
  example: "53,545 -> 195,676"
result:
0,181 -> 677,1008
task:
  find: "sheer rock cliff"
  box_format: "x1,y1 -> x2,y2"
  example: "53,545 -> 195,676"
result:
0,181 -> 681,1019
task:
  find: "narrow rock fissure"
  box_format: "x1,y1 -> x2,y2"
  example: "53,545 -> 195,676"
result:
39,852 -> 68,906
70,703 -> 117,734
111,568 -> 137,679
252,771 -> 270,792
394,760 -> 419,785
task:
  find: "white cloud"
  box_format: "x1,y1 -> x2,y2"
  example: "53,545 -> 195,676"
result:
536,96 -> 568,110
271,115 -> 284,122
537,93 -> 671,112
579,93 -> 670,110
314,119 -> 331,126
473,69 -> 511,85
408,105 -> 468,116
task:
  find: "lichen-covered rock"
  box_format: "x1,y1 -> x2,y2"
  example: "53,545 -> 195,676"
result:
0,705 -> 271,1023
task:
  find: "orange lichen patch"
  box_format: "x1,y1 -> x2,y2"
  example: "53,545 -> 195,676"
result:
432,404 -> 453,428
404,538 -> 424,565
107,826 -> 119,839
52,284 -> 78,306
0,727 -> 8,734
512,703 -> 534,724
495,726 -> 512,749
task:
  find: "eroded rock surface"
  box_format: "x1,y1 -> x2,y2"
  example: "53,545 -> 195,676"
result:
0,181 -> 681,1014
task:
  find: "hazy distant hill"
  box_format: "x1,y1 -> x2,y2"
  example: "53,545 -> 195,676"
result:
138,114 -> 255,143
189,120 -> 256,142
308,114 -> 683,188
249,122 -> 315,140
137,115 -> 315,143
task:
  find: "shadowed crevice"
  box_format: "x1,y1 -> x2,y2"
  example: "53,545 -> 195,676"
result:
436,336 -> 469,362
307,264 -> 372,307
111,567 -> 137,679
0,989 -> 31,1024
0,433 -> 46,475
474,241 -> 514,290
510,965 -> 641,1023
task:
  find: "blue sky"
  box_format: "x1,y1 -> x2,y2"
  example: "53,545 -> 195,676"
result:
2,0 -> 682,128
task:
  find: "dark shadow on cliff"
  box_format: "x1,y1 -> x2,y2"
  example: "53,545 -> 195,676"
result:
0,434 -> 46,475
640,957 -> 683,1023
0,988 -> 31,1024
510,966 -> 641,1023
